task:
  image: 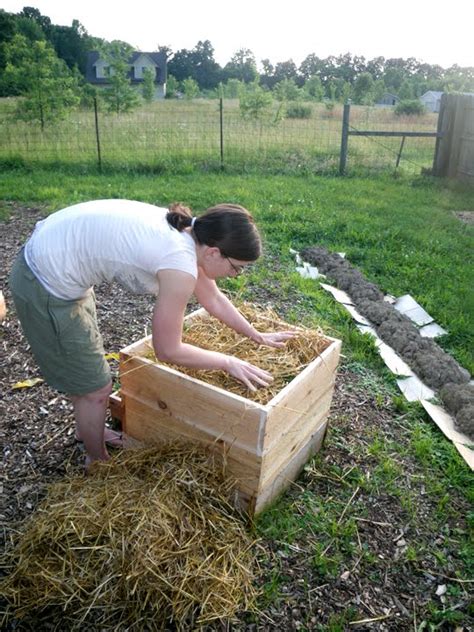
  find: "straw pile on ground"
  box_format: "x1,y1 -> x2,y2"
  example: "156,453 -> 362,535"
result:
145,303 -> 330,404
1,445 -> 258,630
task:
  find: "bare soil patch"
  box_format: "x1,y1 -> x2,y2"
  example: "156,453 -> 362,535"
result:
453,211 -> 474,225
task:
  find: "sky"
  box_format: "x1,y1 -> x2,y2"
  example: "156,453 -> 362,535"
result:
1,0 -> 473,69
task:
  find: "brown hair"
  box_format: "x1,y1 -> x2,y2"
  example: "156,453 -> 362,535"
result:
166,203 -> 262,261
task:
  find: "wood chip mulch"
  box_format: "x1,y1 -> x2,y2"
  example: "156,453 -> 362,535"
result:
1,204 -> 472,631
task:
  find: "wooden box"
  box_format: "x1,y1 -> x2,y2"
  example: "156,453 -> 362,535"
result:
115,309 -> 341,515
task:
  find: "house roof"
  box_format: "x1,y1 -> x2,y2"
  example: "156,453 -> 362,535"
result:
85,51 -> 167,85
420,91 -> 444,98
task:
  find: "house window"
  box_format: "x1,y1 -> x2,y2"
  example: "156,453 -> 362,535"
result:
104,66 -> 110,77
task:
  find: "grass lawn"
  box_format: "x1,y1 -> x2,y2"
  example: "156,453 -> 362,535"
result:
1,167 -> 472,371
1,167 -> 472,629
0,98 -> 438,174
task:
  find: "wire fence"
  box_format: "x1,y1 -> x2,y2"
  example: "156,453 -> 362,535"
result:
0,97 -> 439,175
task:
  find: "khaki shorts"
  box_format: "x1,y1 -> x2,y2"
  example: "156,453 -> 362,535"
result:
9,250 -> 111,395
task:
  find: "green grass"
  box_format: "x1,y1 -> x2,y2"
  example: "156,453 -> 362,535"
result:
1,168 -> 472,372
0,98 -> 438,175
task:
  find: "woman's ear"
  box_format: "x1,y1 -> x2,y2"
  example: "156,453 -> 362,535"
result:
203,246 -> 221,260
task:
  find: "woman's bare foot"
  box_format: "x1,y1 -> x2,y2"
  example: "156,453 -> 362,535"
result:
76,427 -> 124,448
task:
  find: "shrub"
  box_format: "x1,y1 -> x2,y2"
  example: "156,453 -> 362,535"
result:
239,83 -> 273,121
285,103 -> 312,119
395,99 -> 426,116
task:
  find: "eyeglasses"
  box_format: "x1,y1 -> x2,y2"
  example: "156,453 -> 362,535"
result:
225,256 -> 245,275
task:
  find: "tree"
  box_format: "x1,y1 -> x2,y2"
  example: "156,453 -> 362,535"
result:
223,48 -> 257,83
165,73 -> 179,98
189,40 -> 221,89
273,60 -> 299,85
299,54 -> 324,81
352,72 -> 375,104
366,56 -> 385,80
0,10 -> 19,95
168,47 -> 193,83
221,78 -> 244,98
259,58 -> 275,89
101,41 -> 141,113
168,40 -> 221,89
398,79 -> 414,100
16,14 -> 45,42
48,20 -> 95,74
182,77 -> 199,99
303,76 -> 325,101
239,81 -> 273,122
142,67 -> 155,102
19,6 -> 51,34
4,34 -> 81,130
273,78 -> 300,101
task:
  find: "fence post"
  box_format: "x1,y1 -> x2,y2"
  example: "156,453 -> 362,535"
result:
219,97 -> 224,170
433,93 -> 450,176
339,102 -> 350,175
395,136 -> 406,169
447,95 -> 468,178
94,96 -> 102,172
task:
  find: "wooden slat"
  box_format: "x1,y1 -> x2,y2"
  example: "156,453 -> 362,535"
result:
254,422 -> 327,514
259,386 -> 333,488
108,391 -> 124,423
123,397 -> 261,497
261,339 -> 341,452
120,354 -> 265,453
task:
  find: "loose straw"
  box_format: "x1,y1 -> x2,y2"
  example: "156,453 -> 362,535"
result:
1,445 -> 258,630
142,303 -> 329,404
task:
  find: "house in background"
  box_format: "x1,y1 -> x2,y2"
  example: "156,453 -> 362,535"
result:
86,51 -> 167,99
420,91 -> 443,113
376,93 -> 400,107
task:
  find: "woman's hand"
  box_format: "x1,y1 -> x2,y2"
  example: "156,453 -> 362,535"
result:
224,356 -> 273,391
253,330 -> 296,348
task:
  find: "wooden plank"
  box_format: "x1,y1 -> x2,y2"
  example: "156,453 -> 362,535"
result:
120,355 -> 264,453
433,93 -> 448,175
120,308 -> 209,357
254,422 -> 328,514
123,397 -> 262,497
261,339 -> 341,452
259,386 -> 333,488
109,391 -> 124,422
448,95 -> 467,178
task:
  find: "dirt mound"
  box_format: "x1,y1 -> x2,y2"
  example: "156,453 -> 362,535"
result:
301,247 -> 473,439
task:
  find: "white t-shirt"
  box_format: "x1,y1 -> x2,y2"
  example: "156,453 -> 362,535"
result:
24,200 -> 198,300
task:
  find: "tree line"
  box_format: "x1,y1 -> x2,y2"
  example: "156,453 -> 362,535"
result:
1,5 -> 473,119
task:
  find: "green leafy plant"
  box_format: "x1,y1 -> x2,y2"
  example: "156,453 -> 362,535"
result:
4,34 -> 81,130
285,103 -> 312,119
395,99 -> 426,116
101,41 -> 141,114
239,81 -> 273,122
141,67 -> 155,103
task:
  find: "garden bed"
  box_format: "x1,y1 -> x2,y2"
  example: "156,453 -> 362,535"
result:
1,204 -> 472,630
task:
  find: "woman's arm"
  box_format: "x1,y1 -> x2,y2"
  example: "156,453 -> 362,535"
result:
193,269 -> 295,348
152,269 -> 273,390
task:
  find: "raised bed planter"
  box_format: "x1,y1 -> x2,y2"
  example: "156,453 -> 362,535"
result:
112,308 -> 341,515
